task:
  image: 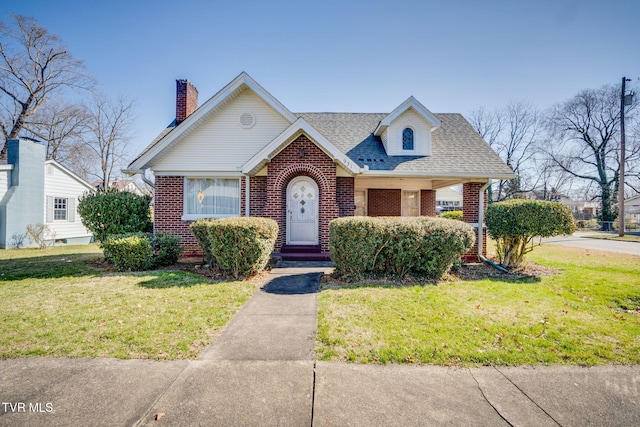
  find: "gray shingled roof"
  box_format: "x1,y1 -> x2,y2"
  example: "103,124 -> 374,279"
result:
131,111 -> 513,178
298,112 -> 514,177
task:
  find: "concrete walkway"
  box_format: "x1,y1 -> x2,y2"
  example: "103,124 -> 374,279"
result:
2,262 -> 640,426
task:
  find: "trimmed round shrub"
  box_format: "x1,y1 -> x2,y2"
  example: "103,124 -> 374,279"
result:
190,219 -> 216,265
77,188 -> 152,243
149,232 -> 183,267
102,232 -> 183,271
103,233 -> 152,271
330,216 -> 475,280
441,210 -> 463,221
205,217 -> 278,279
486,199 -> 576,267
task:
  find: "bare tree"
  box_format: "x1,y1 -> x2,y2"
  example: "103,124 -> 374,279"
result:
25,99 -> 89,160
545,84 -> 639,226
0,15 -> 92,158
84,94 -> 135,187
469,101 -> 543,201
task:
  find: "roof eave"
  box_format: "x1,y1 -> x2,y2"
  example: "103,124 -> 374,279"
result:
358,170 -> 517,180
128,72 -> 298,171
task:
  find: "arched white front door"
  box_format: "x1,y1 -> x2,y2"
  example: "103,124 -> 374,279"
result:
286,176 -> 319,245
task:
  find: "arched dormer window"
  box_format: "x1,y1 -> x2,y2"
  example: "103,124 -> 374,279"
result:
402,127 -> 414,151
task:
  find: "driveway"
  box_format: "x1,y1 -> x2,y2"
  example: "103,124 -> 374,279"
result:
542,232 -> 640,256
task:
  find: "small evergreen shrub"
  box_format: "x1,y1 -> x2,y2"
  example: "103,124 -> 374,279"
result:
575,219 -> 599,230
441,210 -> 464,221
329,216 -> 475,280
102,232 -> 183,271
77,189 -> 153,243
103,234 -> 153,271
190,219 -> 216,265
486,199 -> 575,267
202,217 -> 278,279
149,233 -> 183,267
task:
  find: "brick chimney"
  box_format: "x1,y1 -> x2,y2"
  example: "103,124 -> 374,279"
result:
176,79 -> 198,123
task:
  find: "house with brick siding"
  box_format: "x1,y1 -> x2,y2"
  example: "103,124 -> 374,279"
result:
125,72 -> 514,260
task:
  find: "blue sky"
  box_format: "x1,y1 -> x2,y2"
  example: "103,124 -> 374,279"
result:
3,0 -> 639,156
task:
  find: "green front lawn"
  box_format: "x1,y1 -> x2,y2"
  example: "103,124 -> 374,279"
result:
317,244 -> 640,366
0,245 -> 256,359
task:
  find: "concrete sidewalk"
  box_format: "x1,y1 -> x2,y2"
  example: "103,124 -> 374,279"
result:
2,359 -> 639,426
2,263 -> 640,426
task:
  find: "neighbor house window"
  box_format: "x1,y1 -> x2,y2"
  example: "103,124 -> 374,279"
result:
185,178 -> 240,218
54,198 -> 68,221
402,191 -> 419,216
402,127 -> 414,151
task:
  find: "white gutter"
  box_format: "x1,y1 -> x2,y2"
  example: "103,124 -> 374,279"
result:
122,168 -> 155,189
477,179 -> 508,273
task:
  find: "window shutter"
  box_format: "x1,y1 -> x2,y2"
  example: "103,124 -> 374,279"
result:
68,198 -> 75,222
46,196 -> 54,223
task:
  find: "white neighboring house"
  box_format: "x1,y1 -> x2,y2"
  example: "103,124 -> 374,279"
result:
0,138 -> 93,248
91,179 -> 147,196
436,186 -> 463,213
44,160 -> 94,244
625,195 -> 640,222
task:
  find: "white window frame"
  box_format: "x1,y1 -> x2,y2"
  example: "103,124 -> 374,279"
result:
182,177 -> 241,221
401,190 -> 420,217
53,197 -> 68,221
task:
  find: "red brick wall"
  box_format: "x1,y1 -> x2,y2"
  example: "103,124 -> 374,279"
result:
337,177 -> 355,217
420,190 -> 436,217
265,134 -> 338,252
154,176 -> 199,255
462,182 -> 487,260
368,189 -> 401,216
249,176 -> 267,217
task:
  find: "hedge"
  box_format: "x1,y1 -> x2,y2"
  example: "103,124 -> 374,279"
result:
441,210 -> 463,221
77,189 -> 153,243
190,219 -> 216,265
191,217 -> 278,279
485,199 -> 575,267
329,216 -> 475,280
102,232 -> 183,271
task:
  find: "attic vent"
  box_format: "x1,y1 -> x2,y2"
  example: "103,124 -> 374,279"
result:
239,112 -> 256,129
46,164 -> 55,175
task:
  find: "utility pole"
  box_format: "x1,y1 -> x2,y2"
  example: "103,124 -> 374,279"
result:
619,77 -> 633,237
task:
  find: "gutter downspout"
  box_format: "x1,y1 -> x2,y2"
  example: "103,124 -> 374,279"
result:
141,169 -> 155,189
477,179 -> 508,273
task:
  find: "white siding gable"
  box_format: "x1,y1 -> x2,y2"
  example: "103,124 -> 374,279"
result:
154,89 -> 291,173
386,109 -> 432,156
43,163 -> 92,240
0,169 -> 9,200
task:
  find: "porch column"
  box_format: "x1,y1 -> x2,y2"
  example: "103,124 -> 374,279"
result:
420,190 -> 436,217
462,182 -> 487,261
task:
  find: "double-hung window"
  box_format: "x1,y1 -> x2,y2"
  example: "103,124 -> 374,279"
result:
184,178 -> 240,219
54,198 -> 68,221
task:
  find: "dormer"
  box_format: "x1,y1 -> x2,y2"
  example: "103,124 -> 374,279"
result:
374,96 -> 441,156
